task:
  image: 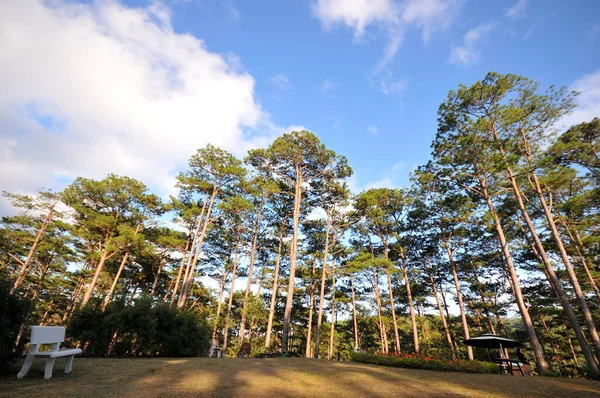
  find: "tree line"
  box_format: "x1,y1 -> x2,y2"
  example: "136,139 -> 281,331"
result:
1,72 -> 599,378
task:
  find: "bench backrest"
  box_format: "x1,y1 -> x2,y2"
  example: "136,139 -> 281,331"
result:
30,326 -> 65,345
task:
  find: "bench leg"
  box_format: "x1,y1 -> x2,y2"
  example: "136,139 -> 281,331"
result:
17,355 -> 35,379
44,358 -> 56,380
65,355 -> 74,374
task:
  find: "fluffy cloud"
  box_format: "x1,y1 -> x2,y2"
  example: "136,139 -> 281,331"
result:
312,0 -> 460,70
449,21 -> 497,67
0,0 -> 269,212
560,70 -> 600,128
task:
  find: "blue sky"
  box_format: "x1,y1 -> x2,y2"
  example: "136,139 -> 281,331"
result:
0,0 -> 599,211
162,0 -> 600,189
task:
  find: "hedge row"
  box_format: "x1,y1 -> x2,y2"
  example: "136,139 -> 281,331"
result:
350,352 -> 499,374
69,298 -> 210,357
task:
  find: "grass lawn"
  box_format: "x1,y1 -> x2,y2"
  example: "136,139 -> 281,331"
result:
2,357 -> 600,397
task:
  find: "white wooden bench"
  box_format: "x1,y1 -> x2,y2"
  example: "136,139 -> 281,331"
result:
209,338 -> 222,358
17,326 -> 82,380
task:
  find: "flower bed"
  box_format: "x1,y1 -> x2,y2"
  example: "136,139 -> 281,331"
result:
350,352 -> 499,374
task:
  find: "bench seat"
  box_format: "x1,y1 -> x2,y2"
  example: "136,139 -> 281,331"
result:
32,348 -> 82,358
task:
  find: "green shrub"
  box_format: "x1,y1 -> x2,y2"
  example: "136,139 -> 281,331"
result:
69,298 -> 210,357
350,352 -> 498,374
0,275 -> 32,376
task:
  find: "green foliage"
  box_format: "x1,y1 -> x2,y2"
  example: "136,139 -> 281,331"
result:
350,352 -> 499,374
69,299 -> 210,357
0,275 -> 32,376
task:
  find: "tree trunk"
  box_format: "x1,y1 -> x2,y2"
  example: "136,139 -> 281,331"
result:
480,180 -> 548,375
492,126 -> 600,375
170,234 -> 191,305
102,251 -> 129,310
561,220 -> 600,302
306,260 -> 317,358
373,269 -> 387,354
314,215 -> 331,358
381,239 -> 401,354
351,275 -> 360,351
400,252 -> 418,353
532,171 -> 600,367
282,173 -> 302,353
81,249 -> 111,307
265,222 -> 284,349
429,271 -> 456,359
328,269 -> 336,360
150,258 -> 164,296
213,277 -> 226,339
238,206 -> 263,344
444,241 -> 473,360
11,202 -> 56,293
222,224 -> 242,353
179,190 -> 215,307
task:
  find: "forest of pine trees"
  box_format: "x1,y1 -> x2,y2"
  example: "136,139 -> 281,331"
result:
2,72 -> 599,378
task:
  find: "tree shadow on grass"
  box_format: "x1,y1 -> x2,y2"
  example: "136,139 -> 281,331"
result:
3,357 -> 600,398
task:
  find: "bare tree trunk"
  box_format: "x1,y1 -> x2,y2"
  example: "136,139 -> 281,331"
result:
569,337 -> 580,368
179,190 -> 215,307
306,260 -> 317,358
328,269 -> 336,360
492,130 -> 600,375
429,271 -> 456,359
81,249 -> 111,307
150,259 -> 164,296
11,201 -> 56,293
351,275 -> 359,351
282,173 -> 302,353
400,252 -> 418,353
265,222 -> 284,349
481,180 -> 548,375
222,227 -> 242,353
445,241 -> 473,360
532,172 -> 600,367
239,206 -> 263,344
373,269 -> 387,354
170,234 -> 191,305
381,240 -> 401,354
314,215 -> 331,358
560,218 -> 600,302
212,278 -> 226,339
103,251 -> 130,310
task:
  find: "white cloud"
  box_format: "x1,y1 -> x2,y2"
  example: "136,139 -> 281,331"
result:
505,0 -> 529,19
0,0 -> 269,213
317,78 -> 334,94
367,125 -> 379,135
268,73 -> 292,90
312,0 -> 460,70
560,70 -> 600,128
524,19 -> 544,40
312,0 -> 399,38
400,0 -> 460,45
222,0 -> 241,21
379,79 -> 407,95
449,21 -> 497,67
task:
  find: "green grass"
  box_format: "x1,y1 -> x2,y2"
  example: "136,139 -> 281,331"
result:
2,357 -> 600,397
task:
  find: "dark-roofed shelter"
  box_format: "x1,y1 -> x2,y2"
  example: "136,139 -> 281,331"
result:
463,334 -> 523,359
